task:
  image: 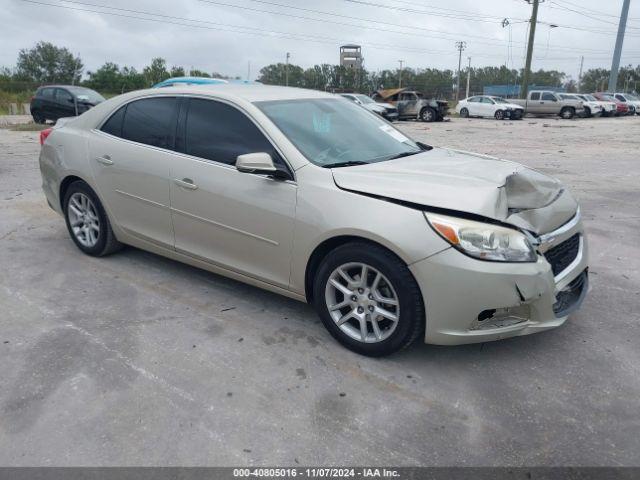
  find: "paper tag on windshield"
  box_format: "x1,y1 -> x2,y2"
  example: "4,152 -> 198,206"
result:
379,124 -> 409,143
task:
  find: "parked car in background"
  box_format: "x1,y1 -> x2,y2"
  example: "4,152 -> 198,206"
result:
575,94 -> 616,117
341,93 -> 398,121
511,90 -> 584,119
593,92 -> 630,116
613,93 -> 640,115
560,93 -> 602,118
456,95 -> 524,120
153,76 -> 229,88
30,85 -> 105,124
371,88 -> 448,122
38,85 -> 588,356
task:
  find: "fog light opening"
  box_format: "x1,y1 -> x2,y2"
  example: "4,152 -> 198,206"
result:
478,309 -> 497,322
471,305 -> 531,331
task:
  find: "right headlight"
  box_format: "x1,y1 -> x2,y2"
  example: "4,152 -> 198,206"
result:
425,212 -> 537,262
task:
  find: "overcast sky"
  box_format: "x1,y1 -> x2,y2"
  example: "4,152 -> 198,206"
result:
3,0 -> 640,80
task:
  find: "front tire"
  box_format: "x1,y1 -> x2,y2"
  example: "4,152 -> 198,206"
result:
584,107 -> 592,118
420,107 -> 436,122
459,107 -> 469,118
313,242 -> 424,357
494,110 -> 505,120
63,180 -> 122,257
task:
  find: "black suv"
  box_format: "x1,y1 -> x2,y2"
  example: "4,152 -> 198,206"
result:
30,85 -> 105,123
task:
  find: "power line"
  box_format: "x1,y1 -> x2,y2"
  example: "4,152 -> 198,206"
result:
343,0 -> 518,23
552,0 -> 640,22
16,0 -> 640,72
349,0 -> 640,36
14,0 -> 524,60
197,0 -> 640,55
547,1 -> 640,30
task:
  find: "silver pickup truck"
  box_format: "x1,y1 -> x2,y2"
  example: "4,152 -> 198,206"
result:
511,90 -> 584,119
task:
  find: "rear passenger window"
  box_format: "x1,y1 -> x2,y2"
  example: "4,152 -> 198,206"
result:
101,105 -> 126,137
121,97 -> 177,149
530,92 -> 540,100
184,98 -> 282,167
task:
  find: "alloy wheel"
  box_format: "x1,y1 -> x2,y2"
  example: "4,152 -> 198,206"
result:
67,192 -> 100,248
324,262 -> 400,343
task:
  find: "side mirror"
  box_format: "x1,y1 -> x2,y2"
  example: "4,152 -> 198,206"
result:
236,152 -> 277,175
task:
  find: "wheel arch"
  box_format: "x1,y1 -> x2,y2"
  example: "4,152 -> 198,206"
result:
304,235 -> 409,303
59,174 -> 97,211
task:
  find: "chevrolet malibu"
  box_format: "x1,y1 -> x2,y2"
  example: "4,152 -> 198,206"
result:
38,85 -> 589,356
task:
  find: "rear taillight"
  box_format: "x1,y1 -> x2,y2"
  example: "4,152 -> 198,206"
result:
39,128 -> 53,146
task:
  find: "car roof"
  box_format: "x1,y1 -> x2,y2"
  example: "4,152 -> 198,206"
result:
153,76 -> 229,87
129,84 -> 338,102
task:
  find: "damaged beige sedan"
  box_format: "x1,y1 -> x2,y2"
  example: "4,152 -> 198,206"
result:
39,85 -> 588,356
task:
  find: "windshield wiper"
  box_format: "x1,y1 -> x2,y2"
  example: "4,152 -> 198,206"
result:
386,151 -> 421,161
322,160 -> 370,168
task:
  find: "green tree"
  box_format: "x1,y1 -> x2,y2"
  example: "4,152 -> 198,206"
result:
85,62 -> 121,92
15,41 -> 82,84
143,57 -> 170,86
170,66 -> 185,77
189,69 -> 210,77
580,68 -> 610,92
258,63 -> 304,87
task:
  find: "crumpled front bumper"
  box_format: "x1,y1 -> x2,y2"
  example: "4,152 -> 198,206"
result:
410,215 -> 589,345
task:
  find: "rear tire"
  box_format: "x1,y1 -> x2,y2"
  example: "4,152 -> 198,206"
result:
63,180 -> 122,257
560,107 -> 575,119
420,107 -> 436,123
312,242 -> 424,357
460,108 -> 469,118
32,111 -> 45,124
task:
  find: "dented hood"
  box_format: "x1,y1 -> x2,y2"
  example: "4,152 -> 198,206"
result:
331,147 -> 578,235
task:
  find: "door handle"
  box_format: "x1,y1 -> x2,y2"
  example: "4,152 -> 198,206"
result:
96,155 -> 113,165
174,178 -> 198,190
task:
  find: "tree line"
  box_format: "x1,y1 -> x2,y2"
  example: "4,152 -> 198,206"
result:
2,42 -> 639,98
0,42 -> 240,94
257,63 -> 640,97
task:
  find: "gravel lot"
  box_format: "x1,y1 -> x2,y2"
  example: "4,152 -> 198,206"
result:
0,115 -> 639,466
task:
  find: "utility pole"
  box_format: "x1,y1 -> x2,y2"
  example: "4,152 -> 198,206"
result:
398,60 -> 404,88
465,57 -> 471,99
285,52 -> 290,86
577,55 -> 584,92
521,0 -> 544,99
71,52 -> 81,86
455,41 -> 466,102
609,0 -> 631,92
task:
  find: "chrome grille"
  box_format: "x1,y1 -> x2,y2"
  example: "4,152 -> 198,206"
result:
544,233 -> 581,276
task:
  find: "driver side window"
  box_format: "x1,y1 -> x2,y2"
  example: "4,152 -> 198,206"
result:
56,89 -> 74,104
182,98 -> 288,172
542,92 -> 556,101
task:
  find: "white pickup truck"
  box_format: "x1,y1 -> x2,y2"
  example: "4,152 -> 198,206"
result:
511,90 -> 584,119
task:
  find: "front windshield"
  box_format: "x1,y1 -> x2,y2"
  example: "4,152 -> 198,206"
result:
355,94 -> 375,104
602,94 -> 616,101
627,93 -> 639,101
583,94 -> 597,102
492,97 -> 509,104
256,98 -> 421,167
69,87 -> 105,103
